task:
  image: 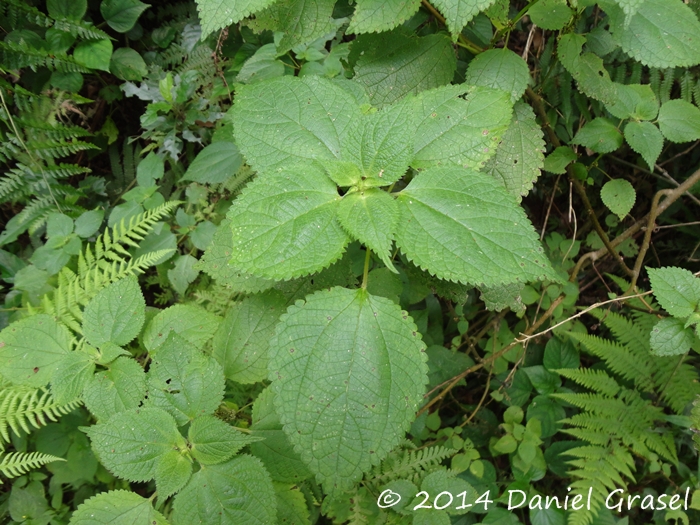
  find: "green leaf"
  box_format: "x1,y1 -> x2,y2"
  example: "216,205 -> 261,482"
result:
86,407 -> 184,482
558,33 -> 619,105
624,121 -> 664,170
543,146 -> 577,174
395,167 -> 555,287
211,290 -> 288,384
232,75 -> 362,173
411,85 -> 513,170
543,337 -> 579,371
155,450 -> 192,499
605,84 -> 659,120
172,455 -> 276,524
350,29 -> 456,107
136,152 -> 164,187
167,254 -> 200,296
69,490 -> 169,525
51,350 -> 95,404
226,164 -> 349,280
479,282 -> 526,313
74,209 -> 104,238
650,317 -> 696,356
571,118 -> 623,154
83,357 -> 147,421
196,0 -> 277,39
342,101 -> 414,186
96,342 -> 130,365
250,388 -> 313,483
647,266 -> 700,318
142,304 -> 222,354
269,287 -> 428,494
527,0 -> 572,30
48,0 -> 87,20
432,0 -> 499,37
249,0 -> 337,53
190,221 -> 217,251
83,276 -> 146,347
196,219 -> 276,293
464,48 -> 530,103
274,483 -> 311,525
337,189 -> 399,272
100,0 -> 149,33
606,0 -> 700,68
109,48 -> 148,81
657,99 -> 700,143
236,43 -> 288,83
189,415 -> 260,465
348,0 -> 421,34
419,469 -> 477,515
600,179 -> 636,220
182,142 -> 242,184
0,314 -> 72,388
523,365 -> 561,395
47,213 -> 74,237
74,39 -> 113,72
146,332 -> 225,426
483,101 -> 544,201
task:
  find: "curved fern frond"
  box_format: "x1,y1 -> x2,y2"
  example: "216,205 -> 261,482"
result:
0,451 -> 65,479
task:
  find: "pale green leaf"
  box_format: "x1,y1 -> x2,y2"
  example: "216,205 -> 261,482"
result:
269,287 -> 428,494
182,142 -> 242,184
231,75 -> 361,173
527,0 -> 572,30
342,101 -> 414,185
86,407 -> 184,482
483,101 -> 544,201
146,332 -> 225,425
83,276 -> 145,347
47,0 -> 87,20
196,219 -> 276,294
419,469 -> 477,515
47,213 -> 73,237
172,455 -> 276,524
155,450 -> 192,499
274,483 -> 311,525
226,164 -> 349,280
211,290 -> 288,384
348,0 -> 421,34
650,317 -> 695,356
74,210 -> 104,238
0,314 -> 72,388
83,357 -> 146,421
350,29 -> 456,107
572,117 -> 623,154
236,43 -> 288,84
479,282 -> 526,313
51,350 -> 95,404
411,85 -> 513,170
432,0 -> 499,37
605,84 -> 659,120
250,388 -> 313,483
73,40 -> 113,72
365,267 -> 403,302
395,167 -> 555,286
558,33 -> 619,105
657,99 -> 700,143
337,189 -> 399,272
167,254 -> 200,296
142,304 -> 222,354
69,490 -> 169,525
543,146 -> 577,174
600,179 -> 636,219
136,152 -> 164,187
464,48 -> 530,103
110,48 -> 148,82
100,0 -> 149,33
611,0 -> 645,26
647,266 -> 700,318
624,121 -> 663,169
189,414 -> 261,465
96,342 -> 130,365
196,0 -> 277,39
249,0 -> 337,53
607,0 -> 700,68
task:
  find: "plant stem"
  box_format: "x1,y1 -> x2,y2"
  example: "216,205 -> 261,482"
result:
361,248 -> 372,289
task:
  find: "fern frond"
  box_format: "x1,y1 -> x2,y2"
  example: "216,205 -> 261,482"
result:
370,445 -> 455,486
0,451 -> 65,479
32,139 -> 100,160
556,368 -> 620,397
0,41 -> 91,73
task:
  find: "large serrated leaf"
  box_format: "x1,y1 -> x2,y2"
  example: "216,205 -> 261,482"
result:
196,219 -> 276,294
155,450 -> 192,499
558,33 -> 619,105
189,414 -> 260,465
432,0 -> 498,37
226,164 -> 350,280
606,0 -> 700,68
483,101 -> 544,201
212,290 -> 288,384
69,490 -> 169,525
647,266 -> 700,318
146,333 -> 225,425
650,317 -> 695,356
464,48 -> 530,102
395,167 -> 555,286
231,76 -> 362,174
657,99 -> 700,143
172,455 -> 276,525
83,357 -> 146,421
268,287 -> 428,495
142,304 -> 222,354
274,483 -> 311,525
348,0 -> 421,34
83,276 -> 145,347
195,0 -> 277,38
410,85 -> 513,170
86,407 -> 184,482
349,29 -> 456,107
337,189 -> 399,272
479,282 -> 526,313
0,314 -> 72,387
51,350 -> 95,404
624,121 -> 663,169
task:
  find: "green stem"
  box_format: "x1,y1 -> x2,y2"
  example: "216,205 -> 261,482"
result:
361,248 -> 372,289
